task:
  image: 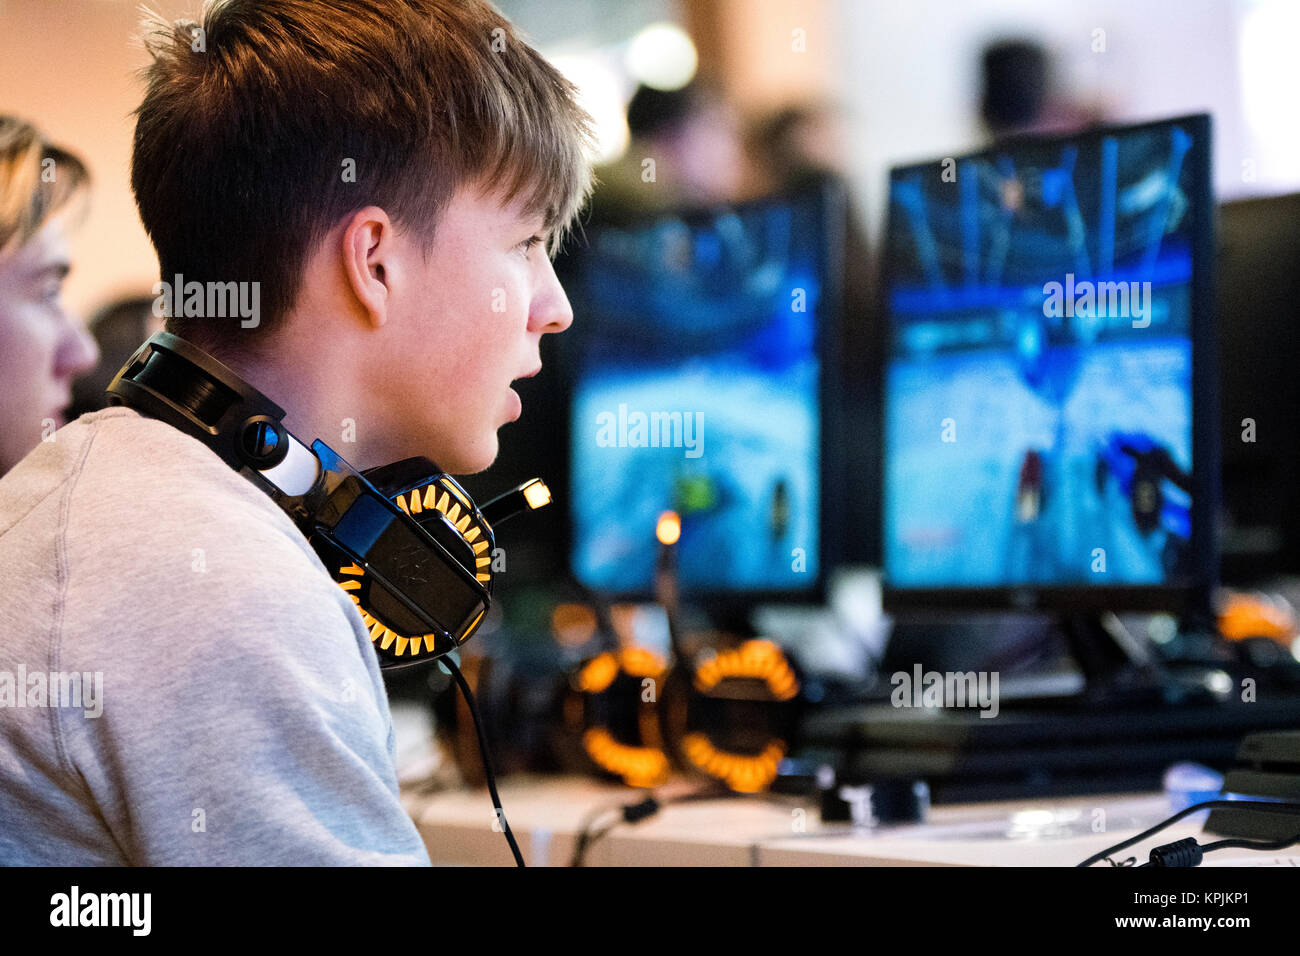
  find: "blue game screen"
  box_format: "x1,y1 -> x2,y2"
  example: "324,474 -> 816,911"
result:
564,192 -> 826,595
884,120 -> 1201,589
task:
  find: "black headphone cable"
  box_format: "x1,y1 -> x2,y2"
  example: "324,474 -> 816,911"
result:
1078,798 -> 1300,867
442,656 -> 526,867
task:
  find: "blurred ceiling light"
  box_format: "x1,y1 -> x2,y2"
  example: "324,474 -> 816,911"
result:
550,53 -> 629,164
625,22 -> 697,91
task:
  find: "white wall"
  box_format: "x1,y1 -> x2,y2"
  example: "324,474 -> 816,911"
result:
0,0 -> 159,319
834,0 -> 1295,242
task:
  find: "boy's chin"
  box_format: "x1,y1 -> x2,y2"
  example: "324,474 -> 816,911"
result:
440,434 -> 499,477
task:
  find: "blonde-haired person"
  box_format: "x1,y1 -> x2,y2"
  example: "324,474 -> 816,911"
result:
0,117 -> 99,475
0,0 -> 594,865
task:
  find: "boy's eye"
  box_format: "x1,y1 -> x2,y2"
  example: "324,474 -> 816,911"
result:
519,234 -> 545,257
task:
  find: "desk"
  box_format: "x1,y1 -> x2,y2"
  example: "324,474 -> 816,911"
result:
400,776 -> 1280,867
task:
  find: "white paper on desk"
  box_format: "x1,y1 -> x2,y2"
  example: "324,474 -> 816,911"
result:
896,806 -> 1171,842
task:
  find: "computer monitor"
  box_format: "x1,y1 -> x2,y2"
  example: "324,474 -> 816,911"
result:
557,183 -> 843,601
881,115 -> 1217,613
1216,192 -> 1300,580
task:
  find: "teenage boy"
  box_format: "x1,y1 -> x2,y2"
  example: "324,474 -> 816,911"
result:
0,0 -> 594,865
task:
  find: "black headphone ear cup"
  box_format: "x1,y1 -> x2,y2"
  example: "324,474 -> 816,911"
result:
659,640 -> 803,794
320,474 -> 495,669
393,477 -> 495,592
563,648 -> 670,789
318,541 -> 457,662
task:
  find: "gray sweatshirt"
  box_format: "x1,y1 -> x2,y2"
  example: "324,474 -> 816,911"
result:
0,406 -> 432,865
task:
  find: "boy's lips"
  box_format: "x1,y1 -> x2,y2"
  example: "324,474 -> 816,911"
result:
506,366 -> 540,422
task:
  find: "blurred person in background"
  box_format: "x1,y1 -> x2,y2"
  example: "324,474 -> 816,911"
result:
748,102 -> 849,196
67,295 -> 160,420
589,80 -> 748,226
0,116 -> 99,476
979,38 -> 1106,140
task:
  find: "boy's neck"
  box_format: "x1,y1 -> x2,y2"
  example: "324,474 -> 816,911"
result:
222,343 -> 382,471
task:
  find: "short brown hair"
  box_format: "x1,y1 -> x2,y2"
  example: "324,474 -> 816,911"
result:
0,116 -> 89,257
132,0 -> 595,348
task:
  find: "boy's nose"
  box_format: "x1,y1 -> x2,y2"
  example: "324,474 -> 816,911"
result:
530,257 -> 574,335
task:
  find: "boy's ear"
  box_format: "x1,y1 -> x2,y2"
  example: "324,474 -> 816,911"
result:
341,206 -> 394,329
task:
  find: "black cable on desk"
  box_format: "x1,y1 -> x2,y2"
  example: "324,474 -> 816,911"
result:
443,656 -> 525,868
1136,833 -> 1300,867
1078,798 -> 1300,868
570,787 -> 732,866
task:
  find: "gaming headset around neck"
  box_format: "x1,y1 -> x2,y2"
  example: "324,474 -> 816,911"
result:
107,331 -> 550,670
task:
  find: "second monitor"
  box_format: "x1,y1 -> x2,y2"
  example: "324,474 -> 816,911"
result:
881,114 -> 1217,612
557,184 -> 843,600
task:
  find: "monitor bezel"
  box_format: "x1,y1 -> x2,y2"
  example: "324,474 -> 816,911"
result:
878,113 -> 1219,615
556,178 -> 848,607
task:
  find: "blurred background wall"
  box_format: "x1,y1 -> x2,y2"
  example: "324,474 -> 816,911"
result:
0,0 -> 157,319
836,0 -> 1295,234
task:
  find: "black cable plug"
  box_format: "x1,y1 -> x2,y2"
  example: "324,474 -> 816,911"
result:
1079,798 -> 1300,867
1147,837 -> 1203,867
621,796 -> 660,824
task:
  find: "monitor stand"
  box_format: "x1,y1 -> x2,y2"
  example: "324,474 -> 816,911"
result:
1058,611 -> 1167,706
1056,602 -> 1227,708
873,606 -> 1199,709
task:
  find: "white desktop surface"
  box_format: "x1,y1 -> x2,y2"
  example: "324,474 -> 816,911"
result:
400,776 -> 1290,867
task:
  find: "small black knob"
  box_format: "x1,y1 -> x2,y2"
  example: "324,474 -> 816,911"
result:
238,417 -> 288,468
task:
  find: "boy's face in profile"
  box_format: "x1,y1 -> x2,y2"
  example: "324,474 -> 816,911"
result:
374,183 -> 574,475
0,218 -> 99,474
